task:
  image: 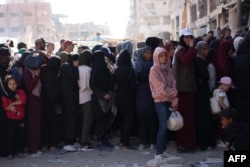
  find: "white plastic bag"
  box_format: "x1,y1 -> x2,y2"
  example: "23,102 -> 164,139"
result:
210,96 -> 220,114
167,110 -> 184,131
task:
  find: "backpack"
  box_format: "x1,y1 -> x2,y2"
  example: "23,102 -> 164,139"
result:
23,51 -> 43,69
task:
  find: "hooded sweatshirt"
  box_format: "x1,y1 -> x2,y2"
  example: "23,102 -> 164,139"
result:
149,47 -> 178,105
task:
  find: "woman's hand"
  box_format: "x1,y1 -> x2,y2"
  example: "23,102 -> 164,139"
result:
73,60 -> 79,67
104,93 -> 111,100
188,38 -> 194,47
171,98 -> 178,111
171,103 -> 178,111
34,68 -> 41,77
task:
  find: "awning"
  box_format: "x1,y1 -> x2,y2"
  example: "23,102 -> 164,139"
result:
210,6 -> 223,18
223,0 -> 237,9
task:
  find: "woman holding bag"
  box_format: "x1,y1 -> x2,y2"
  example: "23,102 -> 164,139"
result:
149,47 -> 178,165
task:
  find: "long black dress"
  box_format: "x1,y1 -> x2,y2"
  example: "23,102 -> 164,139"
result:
194,56 -> 216,150
0,47 -> 16,156
61,54 -> 79,144
42,56 -> 63,148
89,51 -> 114,141
114,49 -> 136,147
233,38 -> 250,124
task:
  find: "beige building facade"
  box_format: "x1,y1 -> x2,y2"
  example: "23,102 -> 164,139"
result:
128,0 -> 250,41
178,0 -> 249,39
127,0 -> 172,42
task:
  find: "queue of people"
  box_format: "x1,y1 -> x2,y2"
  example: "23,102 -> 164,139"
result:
0,27 -> 250,166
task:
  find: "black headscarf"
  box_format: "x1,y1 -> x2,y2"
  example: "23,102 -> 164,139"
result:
91,45 -> 102,53
0,46 -> 16,100
145,37 -> 160,52
90,51 -> 113,97
79,50 -> 93,67
47,56 -> 61,71
236,38 -> 250,55
0,47 -> 10,68
68,54 -> 79,66
92,51 -> 108,70
117,49 -> 132,67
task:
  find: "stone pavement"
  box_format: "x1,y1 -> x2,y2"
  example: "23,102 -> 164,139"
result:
0,142 -> 225,167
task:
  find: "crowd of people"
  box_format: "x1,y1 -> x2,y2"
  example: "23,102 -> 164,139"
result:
0,26 -> 250,165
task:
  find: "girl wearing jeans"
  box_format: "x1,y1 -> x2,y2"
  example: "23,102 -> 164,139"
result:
149,47 -> 178,163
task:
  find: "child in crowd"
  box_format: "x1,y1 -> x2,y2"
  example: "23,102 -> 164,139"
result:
135,46 -> 158,150
213,76 -> 234,110
213,76 -> 234,147
2,75 -> 27,159
149,47 -> 178,164
220,108 -> 250,151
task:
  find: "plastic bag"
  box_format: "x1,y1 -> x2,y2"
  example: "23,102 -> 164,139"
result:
210,96 -> 220,114
167,110 -> 184,131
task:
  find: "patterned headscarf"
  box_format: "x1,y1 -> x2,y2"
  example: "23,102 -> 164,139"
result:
132,46 -> 152,74
120,40 -> 133,56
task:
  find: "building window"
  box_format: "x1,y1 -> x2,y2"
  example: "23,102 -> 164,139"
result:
11,27 -> 20,32
163,16 -> 170,24
37,10 -> 48,17
148,17 -> 160,25
23,11 -> 32,17
176,16 -> 179,29
0,13 -> 4,17
10,12 -> 19,17
145,3 -> 156,14
199,0 -> 207,18
0,27 -> 4,32
199,25 -> 207,36
191,5 -> 197,22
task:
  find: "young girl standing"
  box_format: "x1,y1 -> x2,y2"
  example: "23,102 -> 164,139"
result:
2,75 -> 27,159
149,47 -> 178,164
213,76 -> 234,147
214,76 -> 233,110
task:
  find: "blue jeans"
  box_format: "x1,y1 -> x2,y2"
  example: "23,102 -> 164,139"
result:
155,102 -> 171,154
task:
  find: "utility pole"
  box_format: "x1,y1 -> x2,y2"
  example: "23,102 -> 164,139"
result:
236,0 -> 242,28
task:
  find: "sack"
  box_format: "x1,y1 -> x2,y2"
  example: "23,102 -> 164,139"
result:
23,51 -> 43,69
167,110 -> 184,131
210,96 -> 220,114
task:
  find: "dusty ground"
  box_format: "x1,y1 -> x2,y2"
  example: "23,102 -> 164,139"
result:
0,142 -> 224,167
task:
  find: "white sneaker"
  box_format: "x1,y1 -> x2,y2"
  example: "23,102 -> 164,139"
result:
81,145 -> 95,151
217,140 -> 226,148
217,142 -> 227,148
114,145 -> 120,150
37,150 -> 43,155
138,144 -> 145,150
154,154 -> 166,166
162,150 -> 174,158
30,151 -> 43,158
63,145 -> 76,152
